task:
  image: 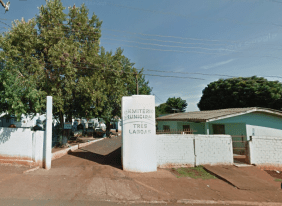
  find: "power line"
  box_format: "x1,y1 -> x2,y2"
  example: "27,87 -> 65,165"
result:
0,22 -> 242,44
0,20 -> 10,28
142,73 -> 205,80
152,93 -> 165,104
102,28 -> 240,43
139,68 -> 282,80
0,30 -> 232,55
9,56 -> 282,82
1,24 -> 282,81
102,38 -> 235,52
144,69 -> 236,78
86,0 -> 282,30
102,33 -> 232,46
2,21 -> 280,52
102,42 -> 228,55
1,28 -> 281,59
102,42 -> 282,60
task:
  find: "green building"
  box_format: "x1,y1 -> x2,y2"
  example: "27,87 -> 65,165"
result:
156,107 -> 282,154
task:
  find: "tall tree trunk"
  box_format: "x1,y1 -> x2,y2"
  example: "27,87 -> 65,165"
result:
66,112 -> 73,140
59,111 -> 65,145
105,121 -> 111,138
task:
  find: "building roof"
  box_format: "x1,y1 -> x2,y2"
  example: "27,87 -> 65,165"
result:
156,107 -> 282,122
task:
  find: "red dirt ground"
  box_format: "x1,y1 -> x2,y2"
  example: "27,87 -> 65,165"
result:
265,170 -> 282,180
2,135 -> 282,204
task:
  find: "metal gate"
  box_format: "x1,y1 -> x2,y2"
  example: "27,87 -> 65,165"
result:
232,135 -> 247,155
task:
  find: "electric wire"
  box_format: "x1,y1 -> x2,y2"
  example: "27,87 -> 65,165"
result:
102,38 -> 235,52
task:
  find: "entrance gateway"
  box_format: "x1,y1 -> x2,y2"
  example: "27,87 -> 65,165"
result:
122,95 -> 157,172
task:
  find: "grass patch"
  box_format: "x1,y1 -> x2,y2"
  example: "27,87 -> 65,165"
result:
171,166 -> 217,180
274,178 -> 282,182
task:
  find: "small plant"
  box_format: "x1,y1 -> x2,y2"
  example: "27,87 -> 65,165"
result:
172,166 -> 217,180
275,178 -> 282,182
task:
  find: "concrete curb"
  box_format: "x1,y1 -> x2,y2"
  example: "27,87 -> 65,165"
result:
0,159 -> 35,167
52,137 -> 107,160
23,166 -> 40,174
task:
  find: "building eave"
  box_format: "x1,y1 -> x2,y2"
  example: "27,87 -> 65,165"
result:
156,118 -> 207,123
207,107 -> 282,122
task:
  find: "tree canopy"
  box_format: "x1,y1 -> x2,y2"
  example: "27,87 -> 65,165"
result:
156,97 -> 187,117
0,0 -> 151,136
198,76 -> 282,111
165,97 -> 188,113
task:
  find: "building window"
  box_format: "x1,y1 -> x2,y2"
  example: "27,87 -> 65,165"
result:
183,125 -> 190,133
163,125 -> 170,131
212,124 -> 225,134
183,125 -> 190,131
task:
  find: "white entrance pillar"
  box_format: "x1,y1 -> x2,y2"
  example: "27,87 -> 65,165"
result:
122,95 -> 157,172
44,96 -> 53,170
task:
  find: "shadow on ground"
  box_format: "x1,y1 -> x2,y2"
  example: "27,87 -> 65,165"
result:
68,147 -> 122,169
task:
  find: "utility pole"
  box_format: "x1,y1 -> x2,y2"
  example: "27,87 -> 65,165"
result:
135,72 -> 139,95
0,1 -> 10,13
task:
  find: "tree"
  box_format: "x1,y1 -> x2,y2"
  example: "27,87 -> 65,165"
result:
0,0 -> 151,139
165,97 -> 187,113
0,0 -> 104,137
155,97 -> 187,117
198,76 -> 282,111
97,48 -> 152,136
155,103 -> 167,117
120,55 -> 152,96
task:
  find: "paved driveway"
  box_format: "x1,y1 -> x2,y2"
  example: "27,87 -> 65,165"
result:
52,136 -> 122,169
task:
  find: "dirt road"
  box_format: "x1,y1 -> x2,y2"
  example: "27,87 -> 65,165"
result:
0,136 -> 282,205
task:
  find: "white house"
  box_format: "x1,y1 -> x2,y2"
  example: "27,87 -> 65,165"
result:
0,113 -> 37,128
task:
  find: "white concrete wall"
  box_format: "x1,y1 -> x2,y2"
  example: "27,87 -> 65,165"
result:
0,128 -> 33,159
246,125 -> 282,140
0,127 -> 45,167
249,136 -> 282,170
32,131 -> 45,167
195,135 -> 233,166
156,134 -> 233,168
157,134 -> 195,168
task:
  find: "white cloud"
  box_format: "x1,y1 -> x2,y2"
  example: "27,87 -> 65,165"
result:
185,102 -> 200,112
201,59 -> 235,70
185,94 -> 202,99
192,84 -> 206,88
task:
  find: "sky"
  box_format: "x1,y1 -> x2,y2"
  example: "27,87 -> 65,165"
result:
1,0 -> 282,111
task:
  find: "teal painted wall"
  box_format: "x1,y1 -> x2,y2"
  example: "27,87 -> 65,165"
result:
157,121 -> 205,134
210,112 -> 282,129
211,112 -> 282,138
209,123 -> 246,136
157,121 -> 178,130
157,112 -> 282,138
176,121 -> 205,134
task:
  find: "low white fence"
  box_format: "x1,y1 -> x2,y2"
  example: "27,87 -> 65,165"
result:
249,136 -> 282,170
0,127 -> 45,167
157,134 -> 233,168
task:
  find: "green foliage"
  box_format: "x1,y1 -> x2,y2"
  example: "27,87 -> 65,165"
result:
0,0 -> 151,135
165,97 -> 188,113
155,103 -> 167,117
198,76 -> 282,111
97,48 -> 152,135
155,97 -> 187,117
172,166 -> 217,179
